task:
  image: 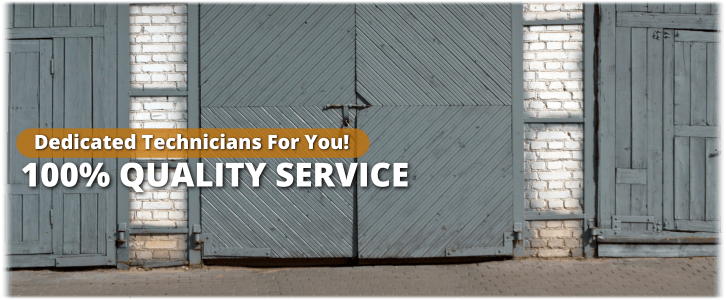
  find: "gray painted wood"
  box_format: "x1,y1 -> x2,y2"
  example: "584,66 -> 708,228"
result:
712,4 -> 719,14
10,195 -> 22,244
647,27 -> 664,231
648,3 -> 664,13
52,38 -> 65,257
674,42 -> 691,125
599,244 -> 716,257
204,247 -> 271,257
617,3 -> 631,12
707,43 -> 718,126
689,137 -> 706,221
662,29 -> 676,229
55,255 -> 108,267
695,3 -> 711,14
200,108 -> 356,258
674,137 -> 690,220
630,27 -> 648,230
356,4 -> 512,106
680,4 -> 696,14
616,168 -> 647,185
511,3 -> 524,258
101,5 -> 117,267
676,30 -> 718,43
617,12 -> 718,30
7,40 -> 53,256
117,3 -> 131,269
690,42 -> 708,126
675,220 -> 719,232
582,3 -> 597,257
9,4 -> 119,268
597,235 -> 717,244
631,3 -> 647,12
80,194 -> 98,254
53,4 -> 70,27
9,40 -> 39,52
63,194 -> 81,255
9,27 -> 104,39
664,4 -> 680,13
705,138 -> 718,221
94,4 -> 105,26
615,26 -> 632,229
70,4 -> 94,27
597,4 -> 616,230
675,125 -> 719,137
358,106 -> 512,258
187,3 -> 201,267
13,4 -> 33,28
33,4 -> 53,28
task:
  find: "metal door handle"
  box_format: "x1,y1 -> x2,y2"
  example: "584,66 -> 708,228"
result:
324,104 -> 370,127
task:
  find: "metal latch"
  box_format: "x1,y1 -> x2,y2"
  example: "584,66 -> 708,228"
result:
324,104 -> 370,127
116,223 -> 127,248
192,224 -> 203,250
513,222 -> 523,241
612,215 -> 656,231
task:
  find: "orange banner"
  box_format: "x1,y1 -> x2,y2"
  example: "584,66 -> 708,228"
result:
17,128 -> 369,158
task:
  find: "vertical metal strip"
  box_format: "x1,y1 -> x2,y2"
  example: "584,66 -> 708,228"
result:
510,3 -> 525,258
582,3 -> 596,258
186,3 -> 202,267
598,4 -> 617,231
115,3 -> 130,269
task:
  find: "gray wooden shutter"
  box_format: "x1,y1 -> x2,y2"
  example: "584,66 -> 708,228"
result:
7,3 -> 118,268
355,4 -> 518,258
7,40 -> 53,255
199,4 -> 357,258
599,4 -> 719,239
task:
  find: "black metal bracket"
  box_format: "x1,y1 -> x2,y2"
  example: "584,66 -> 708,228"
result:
324,104 -> 370,127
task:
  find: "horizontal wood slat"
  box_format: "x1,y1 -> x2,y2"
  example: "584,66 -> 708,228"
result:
9,26 -> 104,39
55,255 -> 110,267
616,168 -> 647,184
204,247 -> 271,257
599,243 -> 717,257
8,40 -> 40,52
674,125 -> 719,137
616,12 -> 718,30
675,30 -> 719,43
675,220 -> 720,232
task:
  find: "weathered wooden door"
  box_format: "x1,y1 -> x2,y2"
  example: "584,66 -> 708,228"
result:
355,4 -> 520,258
7,4 -> 119,267
7,40 -> 53,256
665,30 -> 719,233
199,4 -> 357,258
597,4 -> 718,257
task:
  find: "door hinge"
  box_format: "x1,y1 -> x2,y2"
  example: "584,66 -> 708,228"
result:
192,224 -> 203,250
513,222 -> 523,241
50,209 -> 53,227
50,59 -> 54,75
116,223 -> 127,248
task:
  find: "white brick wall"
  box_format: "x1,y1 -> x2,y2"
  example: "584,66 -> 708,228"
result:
522,3 -> 584,258
129,4 -> 188,263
